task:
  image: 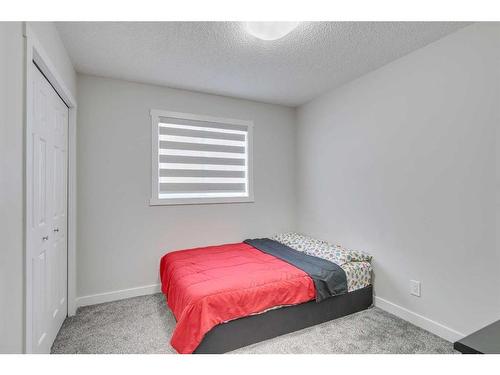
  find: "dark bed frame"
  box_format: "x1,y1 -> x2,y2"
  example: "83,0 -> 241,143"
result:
193,284 -> 373,353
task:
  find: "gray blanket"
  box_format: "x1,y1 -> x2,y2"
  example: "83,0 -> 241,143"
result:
244,238 -> 347,302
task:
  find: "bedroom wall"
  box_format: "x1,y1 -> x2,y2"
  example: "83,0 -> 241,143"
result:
76,74 -> 297,301
296,23 -> 500,339
0,22 -> 24,354
27,22 -> 78,99
0,21 -> 76,353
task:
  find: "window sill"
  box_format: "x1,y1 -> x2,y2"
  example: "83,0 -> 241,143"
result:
149,196 -> 255,206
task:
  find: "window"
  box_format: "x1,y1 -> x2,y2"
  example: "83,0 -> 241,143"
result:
150,110 -> 254,205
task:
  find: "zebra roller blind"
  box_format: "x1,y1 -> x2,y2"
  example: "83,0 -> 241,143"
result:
151,110 -> 253,204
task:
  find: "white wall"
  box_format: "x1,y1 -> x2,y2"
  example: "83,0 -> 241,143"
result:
0,22 -> 24,354
76,74 -> 297,299
296,23 -> 500,339
0,21 -> 75,353
27,22 -> 77,99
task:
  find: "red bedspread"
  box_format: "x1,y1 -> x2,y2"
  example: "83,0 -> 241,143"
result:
159,242 -> 315,353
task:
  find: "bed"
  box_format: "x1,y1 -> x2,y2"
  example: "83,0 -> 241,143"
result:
160,233 -> 373,354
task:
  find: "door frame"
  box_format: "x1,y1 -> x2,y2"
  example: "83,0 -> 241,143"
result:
23,23 -> 78,353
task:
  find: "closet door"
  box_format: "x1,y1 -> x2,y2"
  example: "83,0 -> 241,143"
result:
29,63 -> 68,353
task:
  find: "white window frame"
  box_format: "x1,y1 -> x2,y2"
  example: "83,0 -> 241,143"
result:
150,109 -> 254,206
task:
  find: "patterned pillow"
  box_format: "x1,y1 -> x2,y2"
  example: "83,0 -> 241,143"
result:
271,232 -> 328,253
334,244 -> 372,263
332,245 -> 353,265
301,243 -> 348,265
271,232 -> 302,246
272,232 -> 372,265
305,244 -> 372,265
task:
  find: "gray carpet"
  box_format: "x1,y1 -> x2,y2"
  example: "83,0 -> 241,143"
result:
51,293 -> 456,354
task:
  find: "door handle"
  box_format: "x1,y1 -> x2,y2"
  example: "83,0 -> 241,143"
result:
53,228 -> 59,232
42,236 -> 49,241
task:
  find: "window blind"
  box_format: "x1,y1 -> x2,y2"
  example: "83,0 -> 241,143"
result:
157,116 -> 249,200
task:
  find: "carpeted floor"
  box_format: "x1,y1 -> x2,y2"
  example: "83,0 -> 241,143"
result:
51,293 -> 456,354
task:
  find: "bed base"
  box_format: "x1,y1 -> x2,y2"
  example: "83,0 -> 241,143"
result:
194,284 -> 373,354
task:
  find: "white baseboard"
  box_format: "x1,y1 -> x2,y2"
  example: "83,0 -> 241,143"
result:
374,296 -> 464,343
76,283 -> 162,309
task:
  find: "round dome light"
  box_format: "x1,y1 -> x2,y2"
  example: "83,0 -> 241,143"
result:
244,22 -> 300,41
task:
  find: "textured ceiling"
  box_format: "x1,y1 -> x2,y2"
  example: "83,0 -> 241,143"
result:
56,22 -> 469,106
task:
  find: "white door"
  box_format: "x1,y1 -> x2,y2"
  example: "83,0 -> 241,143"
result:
28,63 -> 68,353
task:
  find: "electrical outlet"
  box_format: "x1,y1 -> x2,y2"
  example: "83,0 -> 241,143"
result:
410,280 -> 421,297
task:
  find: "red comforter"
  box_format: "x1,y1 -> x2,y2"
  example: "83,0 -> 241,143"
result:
159,242 -> 315,353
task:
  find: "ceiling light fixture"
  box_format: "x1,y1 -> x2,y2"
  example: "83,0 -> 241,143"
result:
244,22 -> 300,41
